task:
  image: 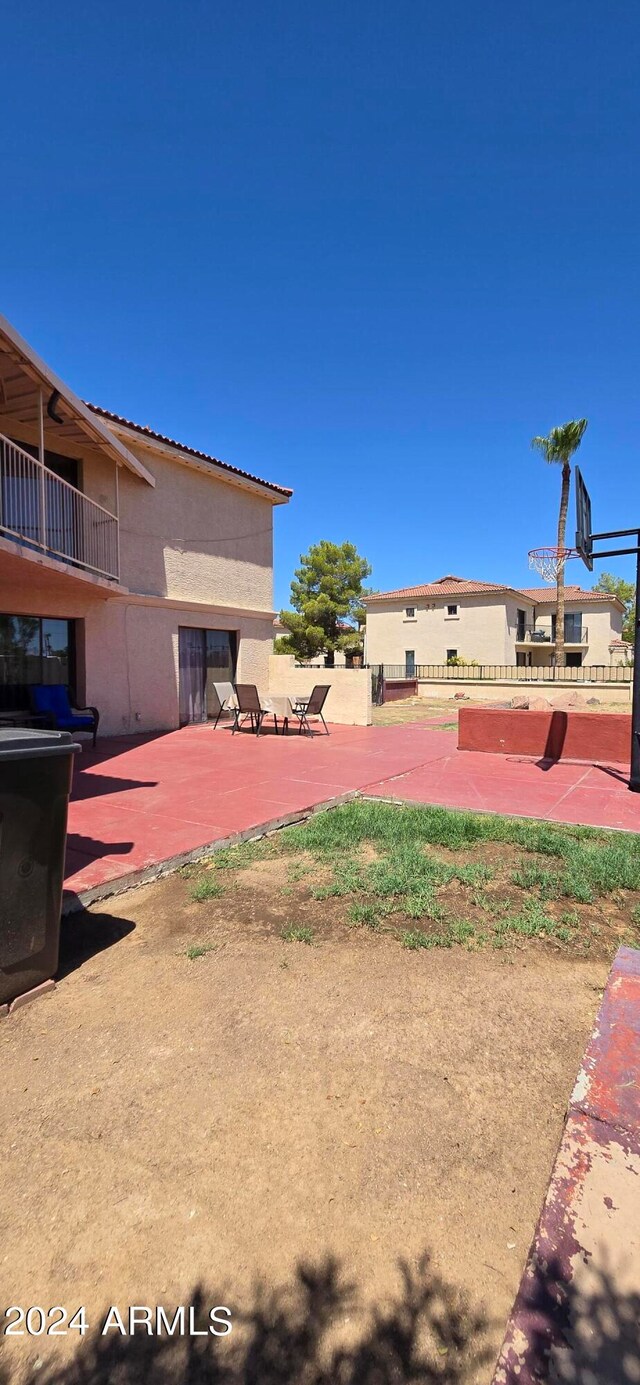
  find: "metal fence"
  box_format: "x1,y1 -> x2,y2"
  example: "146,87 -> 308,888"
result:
0,434 -> 119,581
373,663 -> 633,684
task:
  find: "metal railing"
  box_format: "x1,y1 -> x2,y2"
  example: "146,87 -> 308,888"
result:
0,434 -> 119,580
516,622 -> 588,644
374,663 -> 632,684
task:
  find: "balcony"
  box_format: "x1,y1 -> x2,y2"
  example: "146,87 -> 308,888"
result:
0,434 -> 119,582
515,620 -> 588,646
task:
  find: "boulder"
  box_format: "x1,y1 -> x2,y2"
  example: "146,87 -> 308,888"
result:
510,695 -> 529,709
529,696 -> 552,710
587,697 -> 601,705
454,692 -> 468,700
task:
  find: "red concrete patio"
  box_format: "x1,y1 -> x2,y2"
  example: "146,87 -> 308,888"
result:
64,719 -> 640,904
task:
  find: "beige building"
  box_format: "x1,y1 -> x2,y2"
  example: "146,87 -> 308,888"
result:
0,315 -> 292,736
364,575 -> 627,672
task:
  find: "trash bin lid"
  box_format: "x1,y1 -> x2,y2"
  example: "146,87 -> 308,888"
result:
0,728 -> 81,759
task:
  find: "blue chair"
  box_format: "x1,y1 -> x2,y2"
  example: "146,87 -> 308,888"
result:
29,685 -> 100,747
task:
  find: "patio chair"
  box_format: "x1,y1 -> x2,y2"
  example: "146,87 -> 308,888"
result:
209,681 -> 236,730
292,685 -> 331,736
232,684 -> 279,736
29,684 -> 100,746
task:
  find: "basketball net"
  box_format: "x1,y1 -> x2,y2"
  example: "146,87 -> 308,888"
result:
528,547 -> 578,584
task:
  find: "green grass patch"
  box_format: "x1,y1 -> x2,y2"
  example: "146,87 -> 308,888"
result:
347,902 -> 384,930
190,876 -> 225,902
281,924 -> 314,944
184,943 -> 215,961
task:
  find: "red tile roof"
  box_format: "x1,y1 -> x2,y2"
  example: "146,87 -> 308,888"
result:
519,586 -> 625,607
366,576 -> 625,611
84,403 -> 293,499
365,575 -> 520,602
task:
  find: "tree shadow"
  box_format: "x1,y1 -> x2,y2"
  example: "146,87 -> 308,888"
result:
0,1253 -> 491,1384
497,1251 -> 640,1384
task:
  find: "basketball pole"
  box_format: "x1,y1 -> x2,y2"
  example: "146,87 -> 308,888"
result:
588,526 -> 640,793
631,539 -> 640,792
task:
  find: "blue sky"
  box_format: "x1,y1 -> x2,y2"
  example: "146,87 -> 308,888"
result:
2,1 -> 638,607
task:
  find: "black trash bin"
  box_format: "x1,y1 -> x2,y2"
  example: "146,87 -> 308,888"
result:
0,728 -> 80,1006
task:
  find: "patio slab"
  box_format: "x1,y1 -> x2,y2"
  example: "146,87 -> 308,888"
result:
64,721 -> 640,904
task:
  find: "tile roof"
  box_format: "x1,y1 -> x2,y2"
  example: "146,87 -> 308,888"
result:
84,403 -> 293,499
365,575 -> 519,602
518,586 -> 624,607
366,576 -> 625,611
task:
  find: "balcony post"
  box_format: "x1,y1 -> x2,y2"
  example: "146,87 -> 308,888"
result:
115,463 -> 121,580
38,389 -> 47,550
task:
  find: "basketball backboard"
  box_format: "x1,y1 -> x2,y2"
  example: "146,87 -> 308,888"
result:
574,466 -> 593,571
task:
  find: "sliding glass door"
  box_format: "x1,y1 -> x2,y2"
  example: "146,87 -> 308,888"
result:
179,628 -> 236,724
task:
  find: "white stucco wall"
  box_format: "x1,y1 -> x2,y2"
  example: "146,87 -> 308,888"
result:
365,594 -> 623,667
268,656 -> 372,726
4,578 -> 274,736
365,594 -> 533,667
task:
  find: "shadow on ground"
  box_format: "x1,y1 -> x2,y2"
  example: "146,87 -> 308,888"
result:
0,1254 -> 491,1384
57,906 -> 135,980
502,1252 -> 640,1384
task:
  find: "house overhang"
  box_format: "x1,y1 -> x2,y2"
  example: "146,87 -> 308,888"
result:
0,315 -> 155,486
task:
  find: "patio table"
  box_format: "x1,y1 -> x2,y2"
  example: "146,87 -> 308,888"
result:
261,698 -> 313,731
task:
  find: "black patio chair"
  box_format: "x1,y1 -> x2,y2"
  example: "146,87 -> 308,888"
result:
232,685 -> 279,736
292,685 -> 331,736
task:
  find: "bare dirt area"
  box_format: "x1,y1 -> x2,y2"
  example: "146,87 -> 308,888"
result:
372,695 -> 629,727
1,842 -> 608,1384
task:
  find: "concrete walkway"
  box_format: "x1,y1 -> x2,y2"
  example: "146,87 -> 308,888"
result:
64,721 -> 640,904
493,945 -> 640,1384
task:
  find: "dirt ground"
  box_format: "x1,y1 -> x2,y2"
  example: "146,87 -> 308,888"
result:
372,695 -> 629,726
1,857 -> 607,1384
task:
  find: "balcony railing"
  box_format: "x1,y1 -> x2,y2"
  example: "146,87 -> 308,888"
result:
0,434 -> 119,581
516,623 -> 588,645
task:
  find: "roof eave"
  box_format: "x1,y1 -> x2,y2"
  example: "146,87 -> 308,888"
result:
0,315 -> 155,486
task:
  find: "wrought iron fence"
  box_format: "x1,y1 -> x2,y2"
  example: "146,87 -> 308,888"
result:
0,434 -> 119,581
375,663 -> 632,684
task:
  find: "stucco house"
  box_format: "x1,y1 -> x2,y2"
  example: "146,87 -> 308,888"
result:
364,575 -> 627,672
0,315 -> 292,735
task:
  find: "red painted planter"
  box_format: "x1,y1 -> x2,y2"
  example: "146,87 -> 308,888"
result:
458,706 -> 631,764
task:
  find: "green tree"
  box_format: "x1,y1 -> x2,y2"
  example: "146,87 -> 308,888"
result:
276,540 -> 372,667
593,572 -> 636,643
531,419 -> 588,667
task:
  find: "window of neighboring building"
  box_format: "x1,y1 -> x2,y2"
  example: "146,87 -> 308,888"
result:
446,604 -> 458,616
405,607 -> 415,618
0,615 -> 74,688
446,649 -> 458,662
405,650 -> 415,677
516,608 -> 526,641
566,652 -> 583,667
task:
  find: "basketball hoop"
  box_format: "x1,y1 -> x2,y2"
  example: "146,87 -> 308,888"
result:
528,546 -> 578,583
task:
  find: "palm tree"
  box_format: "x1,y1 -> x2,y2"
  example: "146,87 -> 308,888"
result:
531,419 -> 588,667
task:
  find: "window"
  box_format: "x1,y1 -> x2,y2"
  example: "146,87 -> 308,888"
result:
405,650 -> 415,677
446,649 -> 458,662
0,615 -> 74,688
566,652 -> 583,667
516,608 -> 526,641
405,607 -> 415,618
551,613 -> 584,642
446,604 -> 458,616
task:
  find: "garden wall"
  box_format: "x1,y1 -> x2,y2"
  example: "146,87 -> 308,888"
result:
458,706 -> 631,764
268,655 -> 372,726
417,678 -> 631,706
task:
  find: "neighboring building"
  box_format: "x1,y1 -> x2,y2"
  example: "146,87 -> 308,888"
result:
364,575 -> 626,671
0,315 -> 292,735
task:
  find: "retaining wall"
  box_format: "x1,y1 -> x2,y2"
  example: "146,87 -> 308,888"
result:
458,706 -> 632,763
